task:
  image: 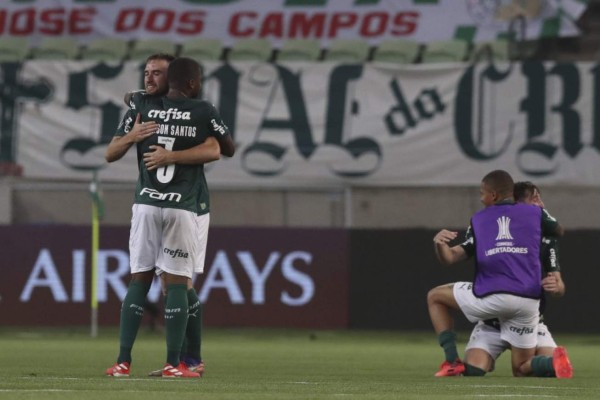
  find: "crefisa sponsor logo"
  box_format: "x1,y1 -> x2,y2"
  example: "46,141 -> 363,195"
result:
210,118 -> 227,135
164,247 -> 189,259
509,325 -> 535,336
148,108 -> 191,122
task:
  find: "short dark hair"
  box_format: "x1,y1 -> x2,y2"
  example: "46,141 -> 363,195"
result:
167,57 -> 201,88
482,170 -> 514,199
514,181 -> 539,202
145,53 -> 176,64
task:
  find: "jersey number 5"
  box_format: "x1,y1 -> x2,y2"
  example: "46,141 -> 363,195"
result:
156,136 -> 176,183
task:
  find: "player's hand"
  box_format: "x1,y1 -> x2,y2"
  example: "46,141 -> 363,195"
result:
542,272 -> 560,294
127,114 -> 158,143
433,229 -> 458,245
144,145 -> 171,170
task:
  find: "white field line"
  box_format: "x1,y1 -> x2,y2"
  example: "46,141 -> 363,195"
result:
470,395 -> 559,398
15,376 -> 180,382
446,384 -> 585,391
0,389 -> 165,393
0,389 -> 75,392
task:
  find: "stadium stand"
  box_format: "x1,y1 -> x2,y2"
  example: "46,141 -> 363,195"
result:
228,38 -> 273,62
276,39 -> 322,62
0,38 -> 30,61
80,38 -> 129,62
420,39 -> 471,63
372,39 -> 421,64
30,37 -> 80,60
129,39 -> 177,61
179,38 -> 223,61
3,5 -> 600,230
325,39 -> 370,62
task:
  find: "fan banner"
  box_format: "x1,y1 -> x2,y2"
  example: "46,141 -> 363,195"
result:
3,59 -> 600,186
0,0 -> 586,45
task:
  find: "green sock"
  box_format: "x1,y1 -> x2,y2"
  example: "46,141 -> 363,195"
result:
181,289 -> 202,361
165,283 -> 188,367
464,363 -> 487,376
180,336 -> 189,358
117,281 -> 151,364
438,330 -> 459,363
531,355 -> 555,377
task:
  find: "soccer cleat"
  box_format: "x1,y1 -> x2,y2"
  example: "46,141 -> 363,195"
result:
149,359 -> 205,377
181,355 -> 205,377
552,346 -> 573,379
161,363 -> 201,378
434,360 -> 465,377
194,361 -> 205,377
106,362 -> 130,377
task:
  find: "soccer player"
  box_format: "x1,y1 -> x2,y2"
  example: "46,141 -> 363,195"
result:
457,182 -> 569,377
109,54 -> 233,377
105,57 -> 232,378
428,170 -> 572,378
117,53 -> 176,337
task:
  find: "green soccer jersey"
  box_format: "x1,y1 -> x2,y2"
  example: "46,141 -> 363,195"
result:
114,92 -> 231,215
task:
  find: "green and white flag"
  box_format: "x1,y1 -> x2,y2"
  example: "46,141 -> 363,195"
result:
448,0 -> 589,41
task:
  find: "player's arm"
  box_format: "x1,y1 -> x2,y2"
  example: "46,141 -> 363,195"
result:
207,104 -> 235,157
124,90 -> 145,107
144,137 -> 221,171
542,271 -> 565,297
541,238 -> 565,297
541,208 -> 564,237
105,112 -> 158,163
217,134 -> 235,157
433,229 -> 468,265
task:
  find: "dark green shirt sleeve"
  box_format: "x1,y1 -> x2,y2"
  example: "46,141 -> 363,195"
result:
541,237 -> 561,273
115,108 -> 136,137
541,208 -> 561,236
206,103 -> 231,138
460,225 -> 475,257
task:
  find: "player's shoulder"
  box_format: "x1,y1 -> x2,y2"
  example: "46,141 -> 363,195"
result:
541,207 -> 558,222
192,99 -> 218,110
182,99 -> 220,116
129,91 -> 161,109
124,90 -> 144,107
125,90 -> 144,108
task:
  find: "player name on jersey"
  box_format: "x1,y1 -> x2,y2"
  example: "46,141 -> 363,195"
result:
157,124 -> 197,137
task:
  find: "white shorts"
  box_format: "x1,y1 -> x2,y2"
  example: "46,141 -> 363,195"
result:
536,322 -> 557,348
465,321 -> 507,366
453,282 -> 540,349
129,204 -> 210,278
465,321 -> 557,369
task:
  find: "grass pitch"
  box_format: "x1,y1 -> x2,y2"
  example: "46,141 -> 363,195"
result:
0,328 -> 599,399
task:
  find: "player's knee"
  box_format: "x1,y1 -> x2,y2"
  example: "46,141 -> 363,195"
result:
512,363 -> 530,377
426,288 -> 437,306
131,270 -> 154,285
427,286 -> 444,306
